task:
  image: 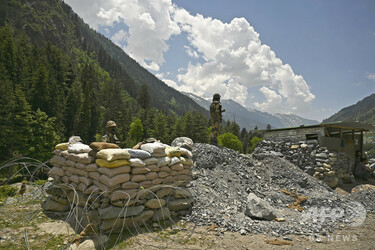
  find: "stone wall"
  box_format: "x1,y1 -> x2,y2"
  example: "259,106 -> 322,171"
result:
254,140 -> 355,188
42,138 -> 194,234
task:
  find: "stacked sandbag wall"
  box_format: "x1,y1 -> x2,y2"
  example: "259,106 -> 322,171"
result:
254,140 -> 355,188
43,138 -> 194,233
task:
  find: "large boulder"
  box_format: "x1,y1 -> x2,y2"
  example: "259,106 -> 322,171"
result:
244,193 -> 276,221
171,137 -> 194,151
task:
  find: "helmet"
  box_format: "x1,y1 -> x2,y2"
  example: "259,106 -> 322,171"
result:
213,93 -> 221,101
106,120 -> 117,128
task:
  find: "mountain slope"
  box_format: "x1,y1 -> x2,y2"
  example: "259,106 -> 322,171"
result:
0,0 -> 206,116
183,92 -> 318,130
323,93 -> 375,124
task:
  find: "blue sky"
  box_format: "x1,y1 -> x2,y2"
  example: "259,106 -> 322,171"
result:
65,0 -> 375,121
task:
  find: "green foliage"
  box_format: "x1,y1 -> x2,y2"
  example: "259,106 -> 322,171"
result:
218,132 -> 242,152
249,136 -> 264,153
0,185 -> 17,202
126,118 -> 144,147
137,83 -> 152,110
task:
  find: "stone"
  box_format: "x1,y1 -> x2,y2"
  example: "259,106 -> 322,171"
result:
244,193 -> 276,221
351,184 -> 375,193
145,199 -> 166,209
171,137 -> 194,151
98,205 -> 145,219
324,176 -> 339,188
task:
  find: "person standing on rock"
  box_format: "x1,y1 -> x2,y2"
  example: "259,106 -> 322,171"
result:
210,93 -> 225,145
101,120 -> 120,145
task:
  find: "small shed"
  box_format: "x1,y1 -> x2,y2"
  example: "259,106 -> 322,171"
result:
260,120 -> 375,158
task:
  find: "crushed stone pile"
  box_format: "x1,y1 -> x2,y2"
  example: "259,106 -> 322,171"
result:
185,143 -> 372,237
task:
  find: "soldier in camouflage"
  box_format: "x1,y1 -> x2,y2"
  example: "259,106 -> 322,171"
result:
210,93 -> 225,145
101,120 -> 120,145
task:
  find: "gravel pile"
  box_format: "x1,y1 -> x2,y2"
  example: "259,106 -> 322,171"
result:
185,143 -> 371,237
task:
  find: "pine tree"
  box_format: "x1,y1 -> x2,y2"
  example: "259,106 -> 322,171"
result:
31,64 -> 50,114
137,83 -> 152,110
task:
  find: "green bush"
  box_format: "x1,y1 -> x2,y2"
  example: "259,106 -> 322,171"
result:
0,185 -> 18,202
218,132 -> 242,152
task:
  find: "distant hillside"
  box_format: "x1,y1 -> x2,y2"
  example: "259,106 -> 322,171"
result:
183,92 -> 319,130
323,93 -> 375,124
0,0 -> 205,116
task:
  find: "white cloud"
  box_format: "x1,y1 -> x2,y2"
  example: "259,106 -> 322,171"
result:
367,73 -> 375,81
65,0 -> 180,71
173,8 -> 315,115
65,0 -> 315,115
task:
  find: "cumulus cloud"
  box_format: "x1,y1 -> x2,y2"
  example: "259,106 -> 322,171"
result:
65,0 -> 180,71
65,0 -> 315,115
172,8 -> 315,115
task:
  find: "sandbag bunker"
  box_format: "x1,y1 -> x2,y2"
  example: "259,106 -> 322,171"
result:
43,138 -> 194,233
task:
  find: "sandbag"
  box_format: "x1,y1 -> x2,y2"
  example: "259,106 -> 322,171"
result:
168,156 -> 181,166
53,149 -> 62,156
110,189 -> 137,201
55,142 -> 69,150
130,158 -> 146,168
99,173 -> 130,187
171,163 -> 184,171
140,142 -> 166,155
95,159 -> 130,168
179,148 -> 192,158
122,182 -> 140,189
50,155 -> 66,166
86,163 -> 99,172
88,172 -> 100,179
97,149 -> 131,162
157,157 -> 170,167
49,166 -> 65,177
79,176 -> 93,186
68,143 -> 91,154
180,157 -> 193,166
165,146 -> 181,157
76,183 -> 87,192
126,149 -> 152,159
98,165 -> 131,177
144,157 -> 158,165
68,153 -> 94,164
89,142 -> 119,151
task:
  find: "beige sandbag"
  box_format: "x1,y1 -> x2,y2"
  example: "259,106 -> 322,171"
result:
69,175 -> 80,184
68,153 -> 94,164
79,176 -> 93,186
131,174 -> 147,183
97,148 -> 130,162
139,181 -> 152,189
60,150 -> 69,158
110,189 -> 137,201
168,157 -> 181,166
89,142 -> 119,151
65,160 -> 75,167
95,159 -> 130,168
170,171 -> 179,176
131,167 -> 151,175
55,142 -> 69,150
180,157 -> 193,166
177,169 -> 191,176
70,168 -> 87,177
170,163 -> 184,171
146,172 -> 158,180
50,155 -> 66,166
65,171 -> 73,177
77,183 -> 87,192
93,180 -> 119,193
53,149 -> 62,156
99,173 -> 131,187
86,163 -> 99,172
88,172 -> 100,179
130,158 -> 146,167
83,184 -> 100,195
148,165 -> 160,172
122,182 -> 140,189
140,142 -> 166,155
175,175 -> 192,183
75,162 -> 86,170
98,165 -> 131,177
180,148 -> 192,158
49,166 -> 64,177
160,166 -> 171,173
152,178 -> 164,185
144,157 -> 158,165
158,172 -> 169,178
163,176 -> 175,184
61,176 -> 69,183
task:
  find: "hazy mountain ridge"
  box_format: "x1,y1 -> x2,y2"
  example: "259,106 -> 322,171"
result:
323,93 -> 375,124
183,92 -> 319,130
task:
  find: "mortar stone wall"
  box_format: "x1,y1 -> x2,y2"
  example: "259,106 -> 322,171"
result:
42,138 -> 194,234
254,140 -> 355,188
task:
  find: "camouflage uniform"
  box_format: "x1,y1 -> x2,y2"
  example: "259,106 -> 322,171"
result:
210,93 -> 225,144
101,120 -> 120,145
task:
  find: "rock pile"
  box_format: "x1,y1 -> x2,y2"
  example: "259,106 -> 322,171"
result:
43,138 -> 194,233
254,140 -> 355,188
186,143 -> 370,236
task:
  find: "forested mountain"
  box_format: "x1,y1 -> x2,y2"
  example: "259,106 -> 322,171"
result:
183,92 -> 318,130
0,0 -> 210,164
323,93 -> 375,124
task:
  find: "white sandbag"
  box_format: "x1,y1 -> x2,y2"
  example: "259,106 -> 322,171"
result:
168,157 -> 181,166
140,142 -> 166,155
68,143 -> 91,154
126,149 -> 152,159
130,158 -> 146,168
68,153 -> 94,164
